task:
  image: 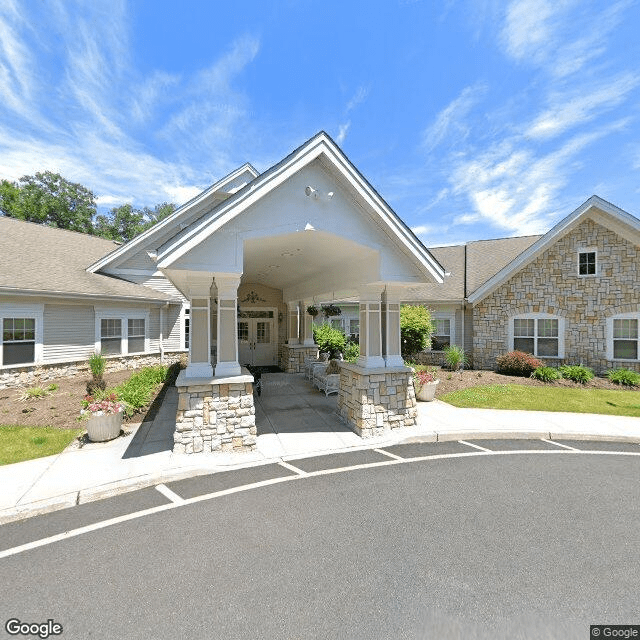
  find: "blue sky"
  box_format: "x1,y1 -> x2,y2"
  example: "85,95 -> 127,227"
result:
1,0 -> 639,246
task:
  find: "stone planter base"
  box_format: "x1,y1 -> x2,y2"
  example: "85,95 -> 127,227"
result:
86,412 -> 123,442
174,369 -> 257,454
416,380 -> 439,401
279,344 -> 319,373
337,363 -> 418,438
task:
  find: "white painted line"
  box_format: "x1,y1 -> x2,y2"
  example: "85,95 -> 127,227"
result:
155,483 -> 185,504
278,461 -> 308,476
374,448 -> 405,461
542,439 -> 580,451
458,440 -> 492,452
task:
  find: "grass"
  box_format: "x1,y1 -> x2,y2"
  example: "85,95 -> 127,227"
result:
0,425 -> 82,466
441,384 -> 640,417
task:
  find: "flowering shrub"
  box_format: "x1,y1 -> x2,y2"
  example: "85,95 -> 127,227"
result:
414,368 -> 438,388
81,393 -> 124,416
495,351 -> 542,377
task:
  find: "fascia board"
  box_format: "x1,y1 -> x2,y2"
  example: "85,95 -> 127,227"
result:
467,195 -> 639,304
87,163 -> 260,274
0,286 -> 178,304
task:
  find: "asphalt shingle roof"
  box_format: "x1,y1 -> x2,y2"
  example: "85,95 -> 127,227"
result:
0,217 -> 172,302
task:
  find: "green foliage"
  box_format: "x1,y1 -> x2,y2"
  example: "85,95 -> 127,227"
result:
313,323 -> 346,358
107,365 -> 169,417
530,366 -> 562,382
88,351 -> 106,380
95,202 -> 177,242
18,387 -> 48,401
0,425 -> 83,466
343,341 -> 360,363
606,368 -> 640,387
495,351 -> 543,377
443,345 -> 468,371
559,364 -> 594,384
47,383 -> 59,392
400,305 -> 433,357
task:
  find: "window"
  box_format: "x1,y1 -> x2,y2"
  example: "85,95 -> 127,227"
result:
512,316 -> 560,357
349,319 -> 359,338
431,318 -> 451,351
613,318 -> 638,360
2,317 -> 35,365
578,250 -> 596,276
101,318 -> 122,355
128,318 -> 145,353
330,318 -> 344,332
184,308 -> 190,350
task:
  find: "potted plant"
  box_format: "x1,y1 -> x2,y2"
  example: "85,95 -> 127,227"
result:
413,368 -> 440,402
81,392 -> 125,442
321,304 -> 342,318
306,305 -> 319,317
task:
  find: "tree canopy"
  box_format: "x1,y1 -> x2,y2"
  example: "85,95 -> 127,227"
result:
0,171 -> 176,242
400,305 -> 434,357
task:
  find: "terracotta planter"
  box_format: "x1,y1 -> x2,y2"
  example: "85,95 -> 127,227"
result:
86,411 -> 123,442
415,380 -> 439,402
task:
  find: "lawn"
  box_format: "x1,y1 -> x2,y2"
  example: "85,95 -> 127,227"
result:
440,384 -> 640,417
0,425 -> 83,466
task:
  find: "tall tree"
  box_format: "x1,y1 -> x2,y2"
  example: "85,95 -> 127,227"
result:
2,171 -> 97,234
95,201 -> 177,242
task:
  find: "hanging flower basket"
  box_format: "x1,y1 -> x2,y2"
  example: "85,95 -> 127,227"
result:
321,304 -> 342,318
81,394 -> 125,442
306,305 -> 319,317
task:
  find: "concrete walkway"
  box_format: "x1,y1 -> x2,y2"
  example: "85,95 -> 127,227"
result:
1,373 -> 639,523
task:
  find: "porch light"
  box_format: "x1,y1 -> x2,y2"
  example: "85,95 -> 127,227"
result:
305,186 -> 318,198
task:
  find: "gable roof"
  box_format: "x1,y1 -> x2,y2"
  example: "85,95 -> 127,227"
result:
0,217 -> 174,302
467,195 -> 640,304
87,162 -> 259,274
154,131 -> 444,283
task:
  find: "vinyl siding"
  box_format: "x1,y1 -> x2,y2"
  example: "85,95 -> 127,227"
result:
164,304 -> 183,351
117,250 -> 158,271
43,304 -> 96,363
148,306 -> 161,352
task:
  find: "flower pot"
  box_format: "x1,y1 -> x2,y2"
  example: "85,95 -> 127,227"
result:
416,379 -> 439,402
86,412 -> 123,442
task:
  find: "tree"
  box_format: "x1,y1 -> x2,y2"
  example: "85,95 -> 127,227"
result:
143,202 -> 176,225
400,305 -> 434,358
2,171 -> 97,234
95,201 -> 177,242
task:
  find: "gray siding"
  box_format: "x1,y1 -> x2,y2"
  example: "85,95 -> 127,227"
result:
43,304 -> 95,363
164,304 -> 183,351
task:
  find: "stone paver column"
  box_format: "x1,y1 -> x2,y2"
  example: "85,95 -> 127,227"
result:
185,276 -> 214,378
214,274 -> 241,377
382,286 -> 404,367
287,301 -> 300,345
301,300 -> 315,346
357,285 -> 386,368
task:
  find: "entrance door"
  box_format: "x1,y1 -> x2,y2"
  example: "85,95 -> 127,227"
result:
238,314 -> 276,367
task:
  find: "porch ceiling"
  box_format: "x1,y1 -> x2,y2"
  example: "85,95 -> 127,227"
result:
242,230 -> 379,301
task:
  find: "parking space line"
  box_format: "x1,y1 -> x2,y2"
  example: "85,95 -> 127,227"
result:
278,461 -> 308,476
374,448 -> 405,461
458,440 -> 492,452
155,483 -> 185,504
543,439 -> 580,451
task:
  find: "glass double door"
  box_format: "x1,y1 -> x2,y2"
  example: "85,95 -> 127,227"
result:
238,317 -> 275,367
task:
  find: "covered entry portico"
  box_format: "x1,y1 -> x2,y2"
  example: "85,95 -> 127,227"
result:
155,133 -> 444,453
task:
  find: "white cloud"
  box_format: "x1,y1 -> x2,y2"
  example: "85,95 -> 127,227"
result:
335,85 -> 369,146
411,224 -> 435,236
336,122 -> 350,145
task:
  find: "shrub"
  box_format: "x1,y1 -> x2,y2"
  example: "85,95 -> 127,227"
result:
495,351 -> 543,377
101,364 -> 169,417
606,368 -> 640,387
530,366 -> 562,382
559,364 -> 594,384
443,345 -> 469,371
400,305 -> 433,357
88,351 -> 106,380
313,323 -> 346,358
343,341 -> 360,363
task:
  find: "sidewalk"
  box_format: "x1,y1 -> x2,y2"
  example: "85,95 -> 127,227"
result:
1,374 -> 639,524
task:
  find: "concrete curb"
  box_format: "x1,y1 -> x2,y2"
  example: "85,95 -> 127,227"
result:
1,430 -> 639,525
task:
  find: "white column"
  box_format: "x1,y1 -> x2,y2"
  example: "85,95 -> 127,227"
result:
185,276 -> 214,378
287,301 -> 300,345
382,286 -> 404,367
301,300 -> 315,346
214,274 -> 242,377
356,285 -> 386,369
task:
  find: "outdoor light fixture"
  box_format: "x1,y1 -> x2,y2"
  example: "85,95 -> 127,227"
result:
305,186 -> 318,198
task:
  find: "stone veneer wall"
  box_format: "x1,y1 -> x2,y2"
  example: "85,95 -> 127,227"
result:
473,218 -> 640,373
278,344 -> 319,373
174,370 -> 256,454
337,363 -> 417,438
0,352 -> 185,390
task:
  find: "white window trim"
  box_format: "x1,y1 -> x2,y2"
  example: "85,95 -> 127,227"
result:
577,247 -> 598,278
180,303 -> 190,352
94,308 -> 150,356
606,313 -> 640,361
508,313 -> 565,359
0,303 -> 44,367
430,313 -> 455,351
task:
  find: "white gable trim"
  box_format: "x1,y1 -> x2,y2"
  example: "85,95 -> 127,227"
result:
156,132 -> 444,283
87,163 -> 259,274
468,195 -> 640,305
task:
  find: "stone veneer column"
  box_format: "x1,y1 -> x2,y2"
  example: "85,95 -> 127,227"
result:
214,274 -> 241,377
382,286 -> 404,367
357,285 -> 386,368
185,276 -> 214,379
301,300 -> 315,346
287,301 -> 300,344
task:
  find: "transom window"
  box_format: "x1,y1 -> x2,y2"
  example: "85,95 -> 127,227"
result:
578,250 -> 596,276
2,318 -> 36,365
613,318 -> 638,360
513,317 -> 559,357
431,318 -> 451,351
